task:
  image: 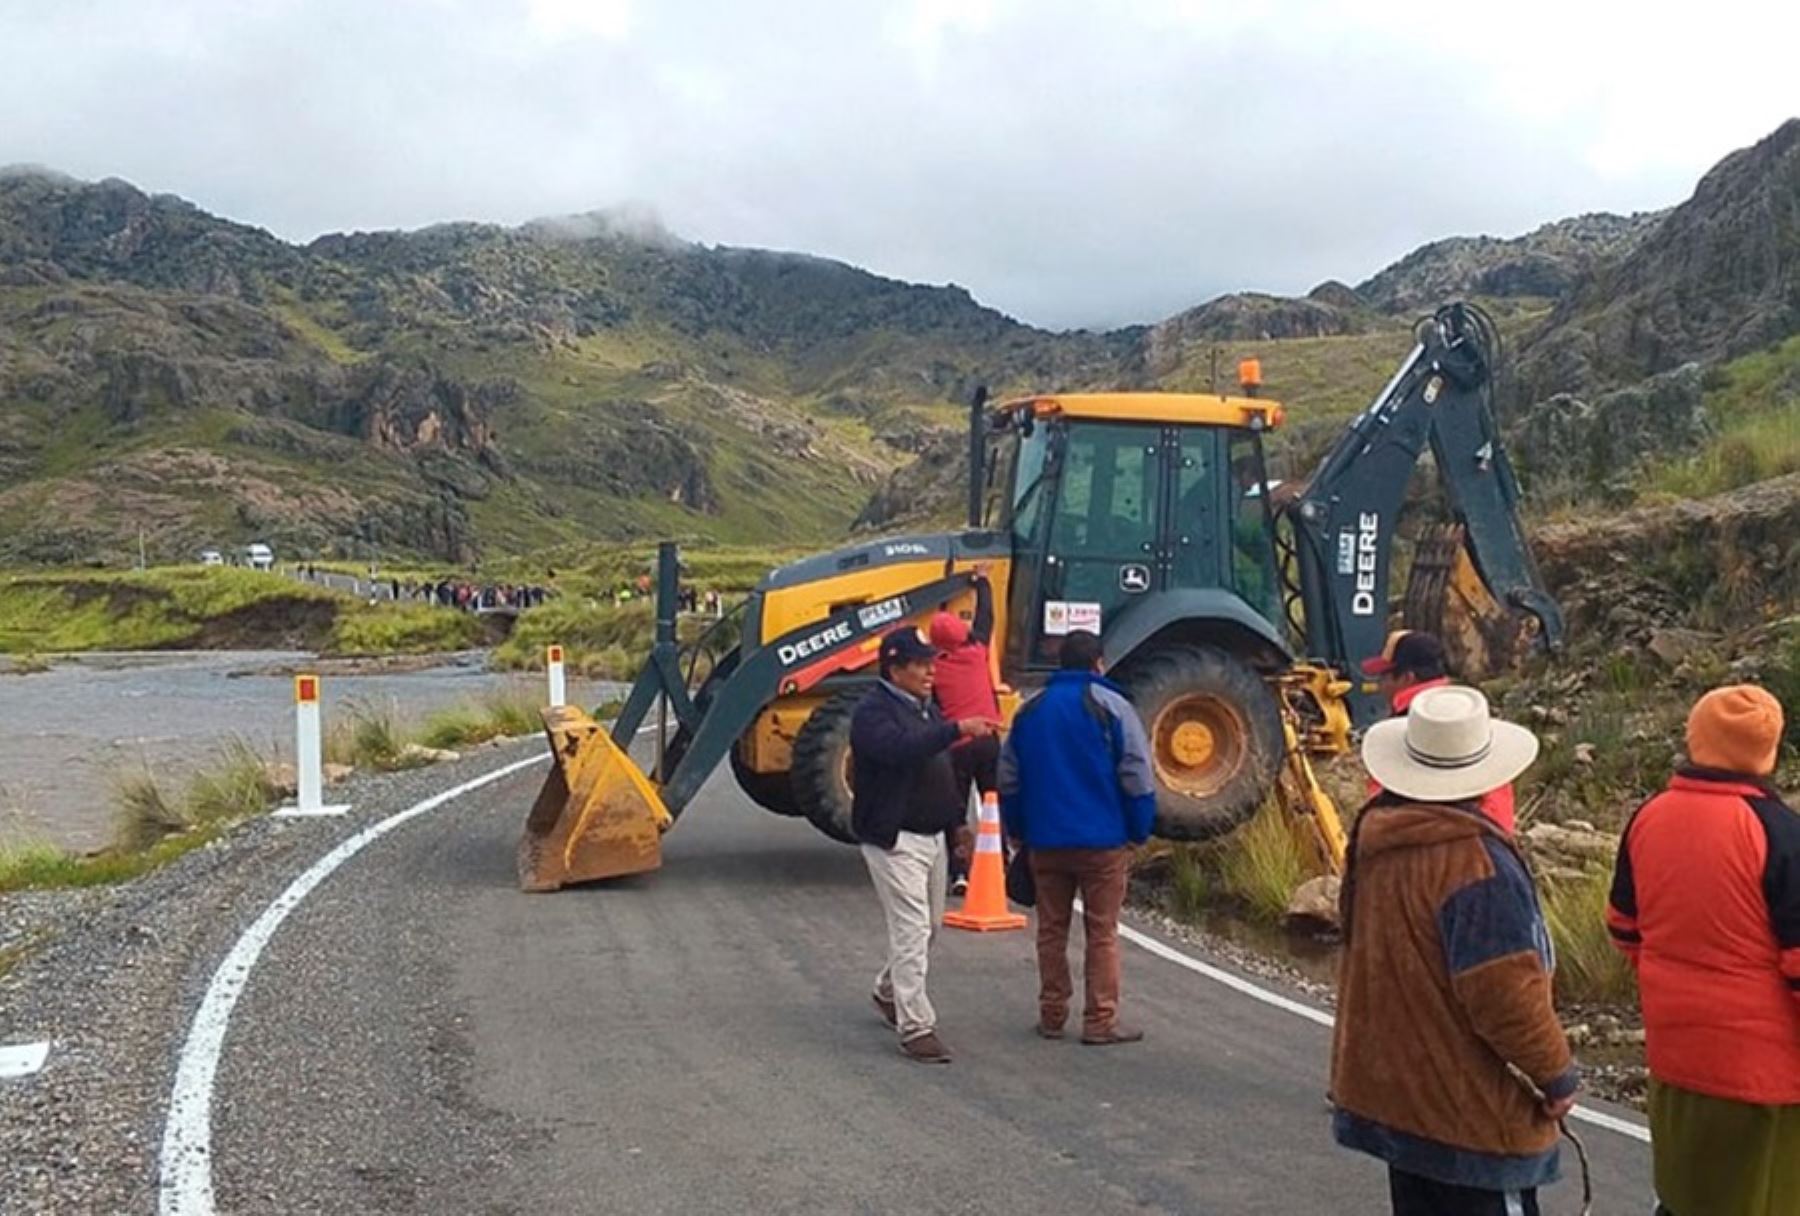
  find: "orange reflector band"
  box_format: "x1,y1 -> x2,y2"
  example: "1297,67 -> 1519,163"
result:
548,645 -> 564,664
296,675 -> 319,704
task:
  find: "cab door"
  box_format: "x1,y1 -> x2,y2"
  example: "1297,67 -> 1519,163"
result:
1020,421 -> 1168,667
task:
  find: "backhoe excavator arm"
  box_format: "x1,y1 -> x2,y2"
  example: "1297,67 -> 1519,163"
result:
1285,302 -> 1562,725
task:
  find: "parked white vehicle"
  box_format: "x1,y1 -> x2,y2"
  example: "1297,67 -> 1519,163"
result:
245,542 -> 275,571
199,549 -> 224,567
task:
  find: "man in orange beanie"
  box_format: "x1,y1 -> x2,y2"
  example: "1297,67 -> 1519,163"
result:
1607,684 -> 1799,1216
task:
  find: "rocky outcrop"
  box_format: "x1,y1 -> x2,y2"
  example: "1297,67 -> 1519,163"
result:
1356,212 -> 1663,315
1511,363 -> 1709,496
1516,120 -> 1800,403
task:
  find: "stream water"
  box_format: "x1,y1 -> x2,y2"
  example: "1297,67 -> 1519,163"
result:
0,651 -> 625,852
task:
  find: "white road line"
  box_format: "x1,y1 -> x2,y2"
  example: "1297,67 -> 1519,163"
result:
1117,918 -> 1652,1144
157,752 -> 549,1216
0,1041 -> 49,1079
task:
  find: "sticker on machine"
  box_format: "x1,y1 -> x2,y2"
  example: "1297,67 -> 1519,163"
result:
1043,600 -> 1102,636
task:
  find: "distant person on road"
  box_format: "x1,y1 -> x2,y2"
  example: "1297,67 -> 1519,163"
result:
851,627 -> 998,1064
1363,630 -> 1518,834
1332,684 -> 1574,1216
998,629 -> 1155,1046
930,563 -> 1003,896
1607,685 -> 1800,1216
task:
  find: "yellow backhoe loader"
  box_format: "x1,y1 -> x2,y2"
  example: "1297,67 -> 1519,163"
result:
520,302 -> 1562,891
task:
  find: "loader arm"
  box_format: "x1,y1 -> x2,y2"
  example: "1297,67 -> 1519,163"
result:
645,568 -> 981,818
1286,302 -> 1561,724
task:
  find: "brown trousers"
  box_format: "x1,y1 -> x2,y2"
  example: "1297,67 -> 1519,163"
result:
1030,847 -> 1130,1034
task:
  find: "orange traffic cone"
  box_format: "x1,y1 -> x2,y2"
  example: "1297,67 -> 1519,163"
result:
944,791 -> 1027,932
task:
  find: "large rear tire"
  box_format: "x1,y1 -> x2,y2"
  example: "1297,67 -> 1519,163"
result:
1122,645 -> 1283,841
729,742 -> 804,817
791,689 -> 862,845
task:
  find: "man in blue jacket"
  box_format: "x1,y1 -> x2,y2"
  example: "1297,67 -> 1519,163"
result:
999,630 -> 1157,1045
852,627 -> 998,1064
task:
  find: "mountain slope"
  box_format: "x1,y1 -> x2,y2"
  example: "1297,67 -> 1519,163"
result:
1355,212 -> 1664,315
0,171 -> 1128,564
1516,119 -> 1800,403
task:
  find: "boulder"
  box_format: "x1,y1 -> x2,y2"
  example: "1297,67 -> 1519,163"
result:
399,743 -> 461,765
1285,875 -> 1342,929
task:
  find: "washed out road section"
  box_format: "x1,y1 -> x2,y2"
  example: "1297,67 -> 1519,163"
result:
0,650 -> 620,851
209,758 -> 1655,1214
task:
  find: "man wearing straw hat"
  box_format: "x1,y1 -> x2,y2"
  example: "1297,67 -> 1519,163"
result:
1332,684 -> 1579,1215
1606,685 -> 1800,1216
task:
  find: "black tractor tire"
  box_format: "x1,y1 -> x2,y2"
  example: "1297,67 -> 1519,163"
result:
791,688 -> 863,845
729,741 -> 804,818
1121,644 -> 1284,842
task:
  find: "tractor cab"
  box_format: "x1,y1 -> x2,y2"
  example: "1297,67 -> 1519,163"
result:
980,393 -> 1288,673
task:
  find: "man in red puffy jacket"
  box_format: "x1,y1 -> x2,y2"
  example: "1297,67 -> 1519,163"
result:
930,564 -> 1002,894
1608,684 -> 1800,1216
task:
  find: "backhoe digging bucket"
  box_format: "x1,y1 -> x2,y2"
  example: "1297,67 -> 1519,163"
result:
518,705 -> 672,892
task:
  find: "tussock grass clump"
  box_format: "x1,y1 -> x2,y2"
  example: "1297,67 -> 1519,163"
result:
112,738 -> 283,852
1214,802 -> 1316,925
112,770 -> 189,853
326,699 -> 416,770
1542,868 -> 1637,1005
419,684 -> 544,750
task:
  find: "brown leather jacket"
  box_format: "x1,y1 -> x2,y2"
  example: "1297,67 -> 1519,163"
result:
1330,797 -> 1576,1191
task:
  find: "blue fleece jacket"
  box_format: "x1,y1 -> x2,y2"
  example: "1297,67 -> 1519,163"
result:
998,671 -> 1157,849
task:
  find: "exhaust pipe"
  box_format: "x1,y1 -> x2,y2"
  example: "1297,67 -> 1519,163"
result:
966,384 -> 989,529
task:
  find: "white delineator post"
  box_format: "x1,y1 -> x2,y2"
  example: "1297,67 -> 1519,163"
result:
276,673 -> 350,817
546,644 -> 567,708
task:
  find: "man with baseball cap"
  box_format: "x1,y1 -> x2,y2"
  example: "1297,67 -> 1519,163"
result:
1363,630 -> 1518,834
1361,629 -> 1451,713
850,626 -> 998,1063
1607,685 -> 1799,1215
1332,684 -> 1577,1215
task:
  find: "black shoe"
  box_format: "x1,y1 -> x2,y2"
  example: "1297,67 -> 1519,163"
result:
872,993 -> 897,1028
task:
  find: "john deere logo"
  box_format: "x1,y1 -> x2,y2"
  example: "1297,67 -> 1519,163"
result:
1119,564 -> 1151,593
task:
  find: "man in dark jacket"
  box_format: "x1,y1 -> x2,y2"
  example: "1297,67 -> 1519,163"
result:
998,630 -> 1155,1045
1608,684 -> 1800,1216
852,627 -> 997,1064
1334,684 -> 1577,1215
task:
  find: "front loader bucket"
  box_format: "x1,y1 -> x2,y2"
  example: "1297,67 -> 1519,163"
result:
518,705 -> 671,892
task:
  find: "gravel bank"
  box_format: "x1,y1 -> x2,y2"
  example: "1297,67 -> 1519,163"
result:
0,738 -> 544,1215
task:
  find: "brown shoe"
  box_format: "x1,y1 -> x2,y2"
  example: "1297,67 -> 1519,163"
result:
872,993 -> 897,1028
1035,1022 -> 1065,1040
900,1032 -> 952,1063
1080,1025 -> 1144,1046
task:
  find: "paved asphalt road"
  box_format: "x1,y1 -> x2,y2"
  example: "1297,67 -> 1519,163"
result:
207,757 -> 1656,1215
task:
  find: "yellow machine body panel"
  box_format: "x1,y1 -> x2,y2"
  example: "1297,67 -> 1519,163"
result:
739,555 -> 1015,776
518,705 -> 671,892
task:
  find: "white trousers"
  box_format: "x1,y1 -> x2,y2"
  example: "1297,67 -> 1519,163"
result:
862,830 -> 947,1040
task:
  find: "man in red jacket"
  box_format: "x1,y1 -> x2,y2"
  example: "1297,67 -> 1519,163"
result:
1363,630 -> 1517,834
930,564 -> 1002,894
1608,684 -> 1800,1216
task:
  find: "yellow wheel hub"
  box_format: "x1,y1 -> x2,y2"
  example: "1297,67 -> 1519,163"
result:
1169,720 -> 1217,767
1152,693 -> 1249,798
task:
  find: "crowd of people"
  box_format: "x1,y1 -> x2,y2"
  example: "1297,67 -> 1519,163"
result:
845,575 -> 1797,1216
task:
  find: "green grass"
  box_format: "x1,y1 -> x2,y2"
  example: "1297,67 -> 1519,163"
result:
330,601 -> 483,654
1213,802 -> 1317,925
324,699 -> 418,771
0,565 -> 486,655
1542,869 -> 1638,1005
112,738 -> 281,852
0,824 -> 231,894
419,684 -> 544,749
1642,333 -> 1800,498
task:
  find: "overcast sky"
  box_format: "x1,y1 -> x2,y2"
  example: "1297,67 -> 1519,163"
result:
1,1 -> 1794,328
